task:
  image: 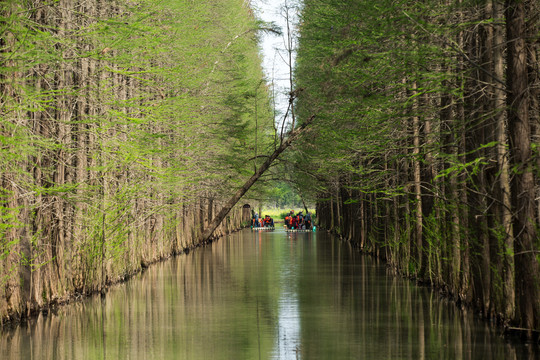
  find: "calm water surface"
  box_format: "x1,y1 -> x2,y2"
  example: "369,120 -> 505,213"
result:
1,229 -> 536,359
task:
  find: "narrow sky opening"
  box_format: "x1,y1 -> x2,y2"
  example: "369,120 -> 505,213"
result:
252,0 -> 300,130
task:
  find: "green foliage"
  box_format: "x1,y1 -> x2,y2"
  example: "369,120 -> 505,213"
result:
294,0 -> 452,192
264,181 -> 304,208
294,0 -> 540,329
0,0 -> 274,315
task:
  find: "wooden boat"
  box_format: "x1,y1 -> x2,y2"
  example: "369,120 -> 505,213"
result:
284,226 -> 316,232
251,226 -> 275,230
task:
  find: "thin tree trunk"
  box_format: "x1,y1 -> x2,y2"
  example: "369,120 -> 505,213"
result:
411,81 -> 423,276
330,191 -> 335,231
493,0 -> 515,321
421,95 -> 436,281
478,1 -> 494,315
456,7 -> 470,299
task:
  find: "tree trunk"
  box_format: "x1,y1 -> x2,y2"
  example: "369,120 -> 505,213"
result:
411,81 -> 423,276
421,94 -> 435,281
456,7 -> 470,300
506,0 -> 539,336
526,3 -> 539,229
493,0 -> 515,321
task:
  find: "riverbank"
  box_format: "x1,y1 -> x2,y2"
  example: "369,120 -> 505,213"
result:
316,217 -> 540,344
0,202 -> 247,328
3,228 -> 536,359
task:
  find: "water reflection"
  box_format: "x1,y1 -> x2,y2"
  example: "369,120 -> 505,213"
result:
274,232 -> 304,359
1,230 -> 537,359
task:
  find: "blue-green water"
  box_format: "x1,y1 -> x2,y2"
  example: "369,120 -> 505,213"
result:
1,229 -> 536,359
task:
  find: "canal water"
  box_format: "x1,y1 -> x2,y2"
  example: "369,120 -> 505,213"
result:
1,229 -> 536,359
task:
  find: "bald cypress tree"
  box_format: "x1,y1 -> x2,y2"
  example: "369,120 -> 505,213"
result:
294,0 -> 540,334
0,0 -> 273,323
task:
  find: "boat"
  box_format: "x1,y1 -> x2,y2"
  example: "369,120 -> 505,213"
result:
284,226 -> 316,232
251,226 -> 275,231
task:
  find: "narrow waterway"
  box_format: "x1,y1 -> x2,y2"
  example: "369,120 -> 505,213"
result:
1,228 -> 535,359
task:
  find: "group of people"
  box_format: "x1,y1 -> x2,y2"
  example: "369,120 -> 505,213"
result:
251,211 -> 275,228
251,209 -> 313,230
284,210 -> 312,230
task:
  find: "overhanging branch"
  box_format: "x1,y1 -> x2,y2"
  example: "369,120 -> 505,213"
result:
200,115 -> 315,242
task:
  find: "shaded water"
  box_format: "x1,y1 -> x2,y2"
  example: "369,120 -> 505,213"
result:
1,229 -> 536,359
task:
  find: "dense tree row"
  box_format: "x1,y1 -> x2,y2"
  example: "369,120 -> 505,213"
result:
0,0 -> 274,323
294,0 -> 540,337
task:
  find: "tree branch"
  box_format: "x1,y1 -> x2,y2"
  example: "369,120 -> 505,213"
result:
200,115 -> 315,242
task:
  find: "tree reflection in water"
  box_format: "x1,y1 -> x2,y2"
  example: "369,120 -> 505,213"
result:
1,230 -> 537,359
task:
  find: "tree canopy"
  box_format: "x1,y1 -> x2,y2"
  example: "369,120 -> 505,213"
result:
0,0 -> 275,322
293,0 -> 540,336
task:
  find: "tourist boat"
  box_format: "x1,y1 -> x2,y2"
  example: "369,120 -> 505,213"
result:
284,226 -> 316,232
251,226 -> 275,231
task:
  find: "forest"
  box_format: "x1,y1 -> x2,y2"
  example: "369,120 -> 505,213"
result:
1,0 -> 539,340
0,0 -> 276,324
293,0 -> 540,338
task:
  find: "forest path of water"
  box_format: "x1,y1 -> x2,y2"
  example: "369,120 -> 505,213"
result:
1,229 -> 536,359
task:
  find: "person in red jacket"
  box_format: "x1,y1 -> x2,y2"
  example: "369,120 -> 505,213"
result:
264,215 -> 274,227
291,215 -> 298,229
